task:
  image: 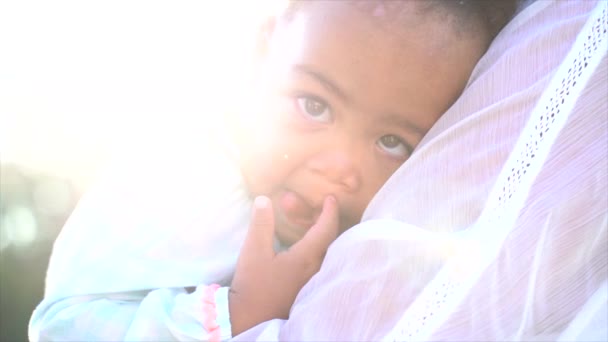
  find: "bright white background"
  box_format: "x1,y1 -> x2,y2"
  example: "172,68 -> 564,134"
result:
0,4 -> 280,336
0,0 -> 282,187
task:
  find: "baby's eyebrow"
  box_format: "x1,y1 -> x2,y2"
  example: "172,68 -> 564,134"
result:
292,64 -> 351,103
383,113 -> 426,137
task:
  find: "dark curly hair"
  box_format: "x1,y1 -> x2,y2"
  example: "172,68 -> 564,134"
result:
420,0 -> 519,39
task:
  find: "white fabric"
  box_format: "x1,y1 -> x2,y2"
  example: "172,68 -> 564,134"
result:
383,1 -> 607,339
29,129 -> 250,341
29,1 -> 608,341
231,1 -> 608,340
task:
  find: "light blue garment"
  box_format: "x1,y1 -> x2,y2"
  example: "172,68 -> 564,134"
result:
30,129 -> 251,341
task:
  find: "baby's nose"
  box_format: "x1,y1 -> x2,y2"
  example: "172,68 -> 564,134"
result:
307,151 -> 361,192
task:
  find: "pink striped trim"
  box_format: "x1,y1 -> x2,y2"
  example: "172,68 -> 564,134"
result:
202,284 -> 221,342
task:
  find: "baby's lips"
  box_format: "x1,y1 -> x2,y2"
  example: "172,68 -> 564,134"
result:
278,190 -> 315,227
280,191 -> 312,216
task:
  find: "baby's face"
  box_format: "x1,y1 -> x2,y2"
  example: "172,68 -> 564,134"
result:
239,1 -> 486,245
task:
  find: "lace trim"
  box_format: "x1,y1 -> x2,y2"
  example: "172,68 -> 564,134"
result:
202,284 -> 222,342
384,2 -> 608,341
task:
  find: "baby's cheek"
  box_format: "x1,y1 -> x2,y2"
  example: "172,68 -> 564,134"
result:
242,158 -> 276,196
246,157 -> 296,197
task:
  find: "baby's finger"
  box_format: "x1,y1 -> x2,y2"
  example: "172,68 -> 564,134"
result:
290,195 -> 340,262
240,196 -> 276,261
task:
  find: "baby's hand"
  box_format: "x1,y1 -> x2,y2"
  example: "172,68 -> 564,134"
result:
229,195 -> 339,336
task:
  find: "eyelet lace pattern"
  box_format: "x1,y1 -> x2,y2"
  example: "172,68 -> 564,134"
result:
384,3 -> 608,341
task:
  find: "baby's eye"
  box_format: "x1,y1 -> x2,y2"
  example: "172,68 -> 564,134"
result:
377,135 -> 412,159
295,96 -> 332,123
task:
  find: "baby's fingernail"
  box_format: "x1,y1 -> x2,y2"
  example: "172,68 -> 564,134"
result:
326,195 -> 336,204
255,196 -> 269,209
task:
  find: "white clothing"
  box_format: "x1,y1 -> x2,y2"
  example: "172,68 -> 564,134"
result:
29,130 -> 251,341
29,0 -> 608,341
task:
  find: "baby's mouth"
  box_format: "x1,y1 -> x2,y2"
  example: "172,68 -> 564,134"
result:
277,190 -> 316,229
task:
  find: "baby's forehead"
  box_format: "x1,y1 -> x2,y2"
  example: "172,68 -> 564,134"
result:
292,1 -> 426,27
294,2 -> 473,59
287,0 -> 491,43
289,1 -> 477,49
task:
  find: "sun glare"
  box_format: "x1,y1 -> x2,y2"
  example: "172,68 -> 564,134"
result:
0,0 -> 286,190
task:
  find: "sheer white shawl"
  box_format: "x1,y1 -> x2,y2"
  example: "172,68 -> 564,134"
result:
234,1 -> 608,340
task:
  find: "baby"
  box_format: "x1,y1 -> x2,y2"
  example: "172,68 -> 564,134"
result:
29,1 -> 516,341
